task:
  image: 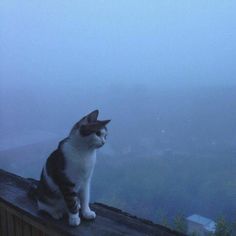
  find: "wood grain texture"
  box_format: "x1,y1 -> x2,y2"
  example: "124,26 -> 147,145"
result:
7,210 -> 15,236
0,207 -> 8,236
31,227 -> 44,236
23,222 -> 32,236
0,208 -> 1,236
14,215 -> 23,236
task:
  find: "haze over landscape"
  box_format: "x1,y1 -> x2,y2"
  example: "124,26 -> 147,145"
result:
0,0 -> 236,228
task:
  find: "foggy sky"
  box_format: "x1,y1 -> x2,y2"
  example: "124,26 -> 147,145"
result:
1,0 -> 236,137
1,0 -> 236,90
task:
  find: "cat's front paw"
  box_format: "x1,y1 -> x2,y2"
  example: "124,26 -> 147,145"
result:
68,213 -> 81,226
82,209 -> 96,220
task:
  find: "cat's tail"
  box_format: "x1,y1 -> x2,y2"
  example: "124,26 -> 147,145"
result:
27,178 -> 39,200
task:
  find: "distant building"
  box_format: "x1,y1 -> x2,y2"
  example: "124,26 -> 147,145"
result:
186,214 -> 216,236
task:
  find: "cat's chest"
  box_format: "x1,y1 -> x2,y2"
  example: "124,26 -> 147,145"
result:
62,144 -> 96,183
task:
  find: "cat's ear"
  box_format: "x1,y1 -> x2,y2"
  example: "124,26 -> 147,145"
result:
86,110 -> 99,123
98,120 -> 111,126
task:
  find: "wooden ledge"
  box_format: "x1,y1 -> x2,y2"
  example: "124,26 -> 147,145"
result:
0,169 -> 185,236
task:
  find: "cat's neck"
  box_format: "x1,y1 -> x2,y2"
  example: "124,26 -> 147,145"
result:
62,138 -> 97,157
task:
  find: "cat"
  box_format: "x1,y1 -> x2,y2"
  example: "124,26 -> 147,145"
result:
35,110 -> 110,226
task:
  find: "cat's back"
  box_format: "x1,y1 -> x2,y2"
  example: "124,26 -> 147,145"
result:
46,138 -> 68,174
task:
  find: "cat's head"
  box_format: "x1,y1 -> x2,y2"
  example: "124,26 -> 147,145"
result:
69,110 -> 111,149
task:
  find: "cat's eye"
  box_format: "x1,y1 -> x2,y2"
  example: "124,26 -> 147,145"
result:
96,131 -> 101,136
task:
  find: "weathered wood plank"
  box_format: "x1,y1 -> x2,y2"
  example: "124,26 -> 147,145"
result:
14,215 -> 23,236
1,201 -> 61,236
22,214 -> 61,236
23,222 -> 32,236
0,207 -> 8,236
7,210 -> 15,236
0,207 -> 2,236
31,227 -> 44,236
0,169 -> 186,236
4,203 -> 24,219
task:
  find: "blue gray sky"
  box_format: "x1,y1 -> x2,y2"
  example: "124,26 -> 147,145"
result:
1,0 -> 236,89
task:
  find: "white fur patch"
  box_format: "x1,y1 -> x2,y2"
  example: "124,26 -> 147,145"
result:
69,213 -> 81,226
82,209 -> 96,220
62,141 -> 96,192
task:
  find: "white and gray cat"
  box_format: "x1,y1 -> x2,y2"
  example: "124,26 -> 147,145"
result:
35,110 -> 110,226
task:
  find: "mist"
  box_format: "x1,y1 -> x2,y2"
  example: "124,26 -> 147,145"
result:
1,0 -> 236,226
